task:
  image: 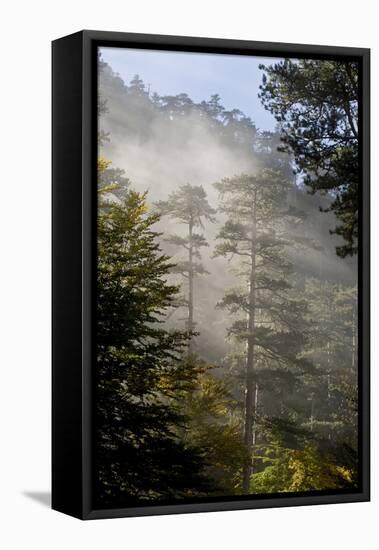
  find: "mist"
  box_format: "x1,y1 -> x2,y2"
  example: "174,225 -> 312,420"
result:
94,50 -> 360,504
98,55 -> 356,365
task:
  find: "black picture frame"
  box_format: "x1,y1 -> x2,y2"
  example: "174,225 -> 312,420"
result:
52,30 -> 370,520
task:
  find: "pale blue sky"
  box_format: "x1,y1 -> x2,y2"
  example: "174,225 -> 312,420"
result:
100,47 -> 282,131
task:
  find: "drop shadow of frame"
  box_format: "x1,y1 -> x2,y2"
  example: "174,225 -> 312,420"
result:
22,491 -> 51,508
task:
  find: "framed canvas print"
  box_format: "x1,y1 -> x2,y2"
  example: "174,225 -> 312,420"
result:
52,30 -> 370,519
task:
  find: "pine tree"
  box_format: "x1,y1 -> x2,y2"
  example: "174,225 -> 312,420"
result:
249,278 -> 359,494
214,169 -> 310,493
160,93 -> 194,118
206,94 -> 224,119
129,74 -> 146,95
259,59 -> 359,257
302,280 -> 358,454
156,184 -> 216,351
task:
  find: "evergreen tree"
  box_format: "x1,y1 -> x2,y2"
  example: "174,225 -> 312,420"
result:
98,157 -> 130,199
249,278 -> 359,494
302,280 -> 358,453
214,169 -> 311,493
156,184 -> 216,351
95,183 -> 215,506
259,59 -> 359,257
206,93 -> 224,119
129,74 -> 146,95
160,93 -> 194,118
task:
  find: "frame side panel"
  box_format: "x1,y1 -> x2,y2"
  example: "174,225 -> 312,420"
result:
52,31 -> 84,519
360,49 -> 370,500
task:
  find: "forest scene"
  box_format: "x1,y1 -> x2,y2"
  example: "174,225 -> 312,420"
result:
95,47 -> 359,508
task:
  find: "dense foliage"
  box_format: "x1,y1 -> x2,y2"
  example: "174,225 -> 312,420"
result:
259,59 -> 359,257
96,180 -> 217,506
95,53 -> 359,506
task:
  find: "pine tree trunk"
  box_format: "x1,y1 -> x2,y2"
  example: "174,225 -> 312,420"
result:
242,191 -> 257,493
188,217 -> 194,352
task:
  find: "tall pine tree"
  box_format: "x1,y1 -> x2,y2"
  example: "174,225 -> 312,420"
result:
156,184 -> 216,351
214,169 -> 311,492
259,59 -> 359,257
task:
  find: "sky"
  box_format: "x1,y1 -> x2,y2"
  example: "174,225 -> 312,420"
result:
100,47 -> 282,131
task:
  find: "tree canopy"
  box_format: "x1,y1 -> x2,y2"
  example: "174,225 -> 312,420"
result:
259,59 -> 359,257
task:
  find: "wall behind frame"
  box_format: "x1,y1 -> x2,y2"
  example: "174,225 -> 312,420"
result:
1,0 -> 376,549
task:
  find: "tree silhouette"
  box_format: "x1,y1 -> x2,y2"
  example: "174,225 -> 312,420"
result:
259,59 -> 359,257
214,169 -> 311,492
95,182 -> 215,506
156,184 -> 216,352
